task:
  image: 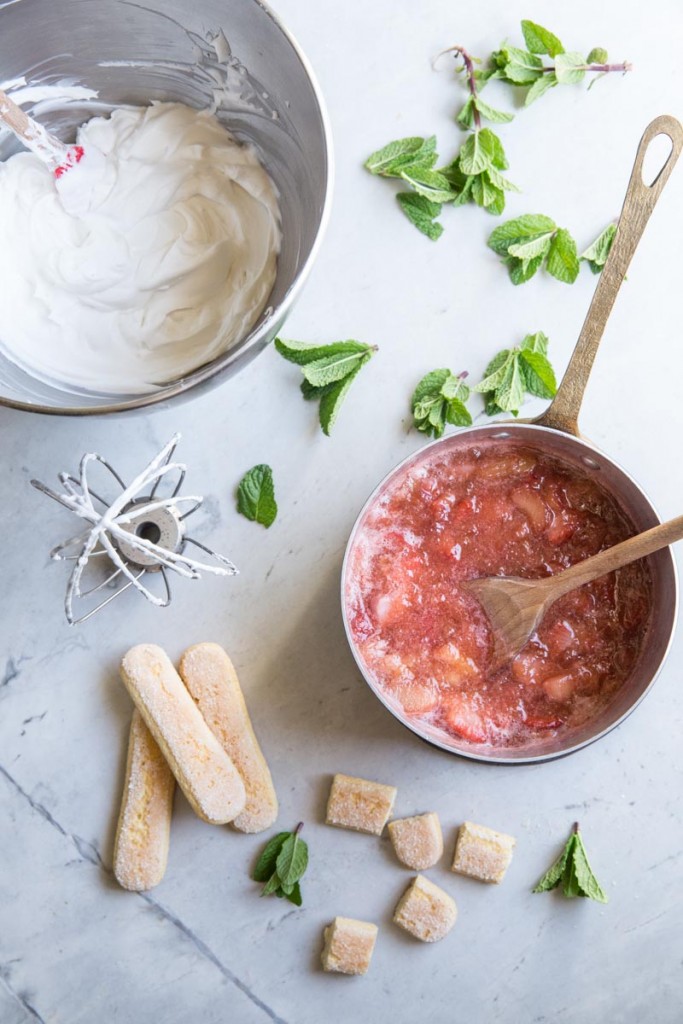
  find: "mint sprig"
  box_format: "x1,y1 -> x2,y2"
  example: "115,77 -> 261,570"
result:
473,332 -> 557,415
252,823 -> 309,906
533,822 -> 608,903
491,20 -> 631,106
275,338 -> 376,435
488,215 -> 580,284
411,369 -> 472,438
236,464 -> 277,528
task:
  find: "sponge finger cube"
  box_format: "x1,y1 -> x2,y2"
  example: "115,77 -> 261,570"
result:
326,774 -> 397,835
321,917 -> 378,975
393,875 -> 457,942
388,812 -> 443,870
451,821 -> 516,883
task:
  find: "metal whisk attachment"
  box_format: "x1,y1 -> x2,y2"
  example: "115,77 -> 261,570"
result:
31,433 -> 237,625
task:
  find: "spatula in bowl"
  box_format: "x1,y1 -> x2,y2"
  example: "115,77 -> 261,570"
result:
0,86 -> 83,176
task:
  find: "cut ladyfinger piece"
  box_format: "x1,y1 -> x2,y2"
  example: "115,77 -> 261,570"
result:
326,774 -> 397,835
113,709 -> 175,891
393,874 -> 457,942
388,812 -> 444,870
321,917 -> 378,976
120,644 -> 246,826
178,642 -> 278,834
451,821 -> 516,883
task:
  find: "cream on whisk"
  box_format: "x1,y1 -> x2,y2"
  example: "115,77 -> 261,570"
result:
0,101 -> 281,393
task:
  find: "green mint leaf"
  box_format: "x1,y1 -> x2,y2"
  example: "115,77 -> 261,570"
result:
275,337 -> 369,366
261,871 -> 282,897
521,20 -> 565,57
474,349 -> 514,393
236,464 -> 277,529
411,369 -> 472,438
533,834 -> 576,893
488,214 -> 557,256
497,45 -> 544,84
484,393 -> 504,417
554,51 -> 587,85
524,72 -> 558,106
283,881 -> 302,906
485,130 -> 509,170
300,377 -> 336,401
252,832 -> 291,881
485,166 -> 521,193
396,192 -> 443,240
495,354 -> 526,412
580,222 -> 616,273
572,831 -> 609,903
364,136 -> 436,176
445,396 -> 473,426
507,232 -> 555,262
400,167 -> 456,203
472,172 -> 502,211
319,358 -> 368,436
546,227 -> 580,283
485,187 -> 506,217
474,97 -> 514,124
520,330 -> 549,356
587,47 -> 608,64
456,96 -> 476,129
520,349 -> 557,398
302,351 -> 369,388
533,825 -> 608,902
276,829 -> 309,888
459,128 -> 500,175
507,253 -> 545,284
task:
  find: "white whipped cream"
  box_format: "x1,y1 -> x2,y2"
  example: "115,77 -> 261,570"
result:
0,101 -> 280,393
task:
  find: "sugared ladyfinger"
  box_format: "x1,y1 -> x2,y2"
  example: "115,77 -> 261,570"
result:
179,642 -> 278,833
113,709 -> 175,891
120,644 -> 246,825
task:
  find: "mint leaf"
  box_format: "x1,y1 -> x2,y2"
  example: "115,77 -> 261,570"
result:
276,830 -> 309,888
476,334 -> 557,415
318,359 -> 368,436
524,72 -> 558,106
521,20 -> 564,58
475,349 -> 514,393
533,824 -> 608,903
507,253 -> 545,284
283,881 -> 302,906
365,136 -> 436,176
474,97 -> 514,124
485,166 -> 521,193
507,232 -> 555,261
494,45 -> 544,84
488,214 -> 557,256
397,192 -> 443,240
252,832 -> 290,881
456,96 -> 476,129
586,47 -> 608,64
459,128 -> 500,174
580,222 -> 616,273
275,338 -> 369,366
236,464 -> 277,529
520,330 -> 549,356
411,369 -> 472,438
400,167 -> 456,203
554,51 -> 587,85
303,351 -> 369,388
520,348 -> 557,399
546,227 -> 580,283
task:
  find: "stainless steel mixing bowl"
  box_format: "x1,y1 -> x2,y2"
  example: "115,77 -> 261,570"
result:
0,0 -> 332,414
342,115 -> 682,764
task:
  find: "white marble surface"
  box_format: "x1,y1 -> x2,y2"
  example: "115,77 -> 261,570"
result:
1,1 -> 683,1021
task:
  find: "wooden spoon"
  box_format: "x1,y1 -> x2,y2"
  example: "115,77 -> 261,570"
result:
0,87 -> 83,176
465,514 -> 683,666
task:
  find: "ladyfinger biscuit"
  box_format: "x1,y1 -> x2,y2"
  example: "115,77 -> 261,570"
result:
326,774 -> 397,835
393,875 -> 457,943
451,821 -> 516,883
321,917 -> 378,975
178,642 -> 278,834
120,644 -> 246,825
388,812 -> 443,870
113,709 -> 175,891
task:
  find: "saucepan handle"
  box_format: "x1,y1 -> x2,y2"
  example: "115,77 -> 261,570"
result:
535,114 -> 683,437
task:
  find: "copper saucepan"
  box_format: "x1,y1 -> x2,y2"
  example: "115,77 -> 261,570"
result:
341,115 -> 683,764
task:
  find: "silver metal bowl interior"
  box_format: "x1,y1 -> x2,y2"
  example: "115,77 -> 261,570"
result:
0,0 -> 332,414
341,424 -> 678,764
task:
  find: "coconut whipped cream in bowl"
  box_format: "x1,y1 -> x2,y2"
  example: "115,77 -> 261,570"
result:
0,0 -> 332,414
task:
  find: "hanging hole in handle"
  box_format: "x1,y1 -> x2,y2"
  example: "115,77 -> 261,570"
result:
642,133 -> 674,186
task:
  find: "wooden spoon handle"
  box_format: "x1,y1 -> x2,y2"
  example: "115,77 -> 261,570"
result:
536,115 -> 683,437
542,513 -> 683,602
0,87 -> 67,170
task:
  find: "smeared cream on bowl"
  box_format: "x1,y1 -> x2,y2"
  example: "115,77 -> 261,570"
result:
0,101 -> 281,393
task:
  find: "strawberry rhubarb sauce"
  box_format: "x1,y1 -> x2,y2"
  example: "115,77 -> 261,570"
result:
345,439 -> 652,749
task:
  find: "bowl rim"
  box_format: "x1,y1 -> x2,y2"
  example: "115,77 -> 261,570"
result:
0,0 -> 334,416
340,422 -> 680,765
